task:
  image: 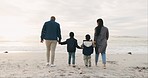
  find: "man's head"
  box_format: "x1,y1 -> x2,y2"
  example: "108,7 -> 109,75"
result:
50,16 -> 56,21
69,32 -> 74,38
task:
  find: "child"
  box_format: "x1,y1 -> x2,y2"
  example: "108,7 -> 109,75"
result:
81,34 -> 94,67
60,32 -> 81,67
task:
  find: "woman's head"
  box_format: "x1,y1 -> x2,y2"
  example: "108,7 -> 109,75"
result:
95,18 -> 104,36
97,18 -> 103,26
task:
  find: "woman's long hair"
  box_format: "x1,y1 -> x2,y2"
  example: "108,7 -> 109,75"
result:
95,18 -> 104,36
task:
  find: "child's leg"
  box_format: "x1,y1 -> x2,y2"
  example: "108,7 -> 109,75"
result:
88,56 -> 91,67
68,52 -> 72,65
83,55 -> 88,66
71,52 -> 75,65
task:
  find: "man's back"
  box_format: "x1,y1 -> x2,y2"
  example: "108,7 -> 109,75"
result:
41,20 -> 61,40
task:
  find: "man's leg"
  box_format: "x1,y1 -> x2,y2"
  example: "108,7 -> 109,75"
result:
45,40 -> 52,63
50,40 -> 57,65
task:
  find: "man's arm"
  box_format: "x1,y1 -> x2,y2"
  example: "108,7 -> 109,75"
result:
57,24 -> 62,43
40,22 -> 46,43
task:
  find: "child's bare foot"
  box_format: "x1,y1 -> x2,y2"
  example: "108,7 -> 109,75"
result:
72,64 -> 76,67
103,64 -> 106,69
85,65 -> 88,67
89,65 -> 91,67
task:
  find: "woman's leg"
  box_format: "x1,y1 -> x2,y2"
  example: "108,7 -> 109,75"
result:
101,52 -> 106,68
95,53 -> 99,66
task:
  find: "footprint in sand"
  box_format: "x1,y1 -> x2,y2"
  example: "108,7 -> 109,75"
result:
107,61 -> 118,65
130,66 -> 148,72
82,75 -> 90,78
68,73 -> 72,76
60,74 -> 65,76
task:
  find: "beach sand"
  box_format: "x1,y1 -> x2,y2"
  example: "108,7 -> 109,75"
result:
0,53 -> 147,78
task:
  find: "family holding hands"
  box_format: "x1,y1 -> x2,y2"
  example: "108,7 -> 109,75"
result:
41,16 -> 109,69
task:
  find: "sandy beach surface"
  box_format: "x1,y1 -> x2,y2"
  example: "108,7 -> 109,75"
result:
0,52 -> 147,78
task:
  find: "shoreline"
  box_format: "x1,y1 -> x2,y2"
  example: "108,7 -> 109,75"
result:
0,50 -> 148,54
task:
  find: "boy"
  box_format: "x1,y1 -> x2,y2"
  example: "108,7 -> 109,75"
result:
60,32 -> 81,67
81,34 -> 94,67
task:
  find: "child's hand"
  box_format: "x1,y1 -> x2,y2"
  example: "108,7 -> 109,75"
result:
59,42 -> 61,44
93,41 -> 96,47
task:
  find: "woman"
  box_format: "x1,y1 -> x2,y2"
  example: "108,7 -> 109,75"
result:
94,18 -> 109,69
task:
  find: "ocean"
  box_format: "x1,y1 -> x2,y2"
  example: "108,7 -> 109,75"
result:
0,36 -> 147,54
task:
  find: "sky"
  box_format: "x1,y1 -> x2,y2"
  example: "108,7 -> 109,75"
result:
0,0 -> 147,41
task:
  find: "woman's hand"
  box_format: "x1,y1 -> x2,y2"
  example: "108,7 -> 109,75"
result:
93,41 -> 96,47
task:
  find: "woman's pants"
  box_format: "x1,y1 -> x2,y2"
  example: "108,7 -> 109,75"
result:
95,52 -> 106,64
45,40 -> 57,64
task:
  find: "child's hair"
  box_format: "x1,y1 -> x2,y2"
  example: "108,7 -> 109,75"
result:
85,34 -> 91,40
69,32 -> 74,38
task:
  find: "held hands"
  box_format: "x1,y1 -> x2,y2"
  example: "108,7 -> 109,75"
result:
58,42 -> 62,44
93,41 -> 96,47
58,38 -> 61,44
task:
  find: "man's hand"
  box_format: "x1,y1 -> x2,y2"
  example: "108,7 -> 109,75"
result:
40,40 -> 44,43
58,39 -> 61,44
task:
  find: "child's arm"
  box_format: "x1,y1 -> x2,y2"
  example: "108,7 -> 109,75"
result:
80,41 -> 84,49
60,41 -> 67,45
76,45 -> 82,49
76,40 -> 82,49
59,40 -> 67,45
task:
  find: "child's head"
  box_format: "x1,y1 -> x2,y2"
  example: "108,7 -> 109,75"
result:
85,34 -> 91,41
69,32 -> 74,38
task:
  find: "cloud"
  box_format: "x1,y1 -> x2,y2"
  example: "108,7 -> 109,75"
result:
0,0 -> 147,37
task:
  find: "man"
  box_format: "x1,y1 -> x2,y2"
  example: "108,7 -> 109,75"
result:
41,16 -> 61,67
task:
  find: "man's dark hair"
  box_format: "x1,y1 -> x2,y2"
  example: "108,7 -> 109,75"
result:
50,16 -> 56,21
